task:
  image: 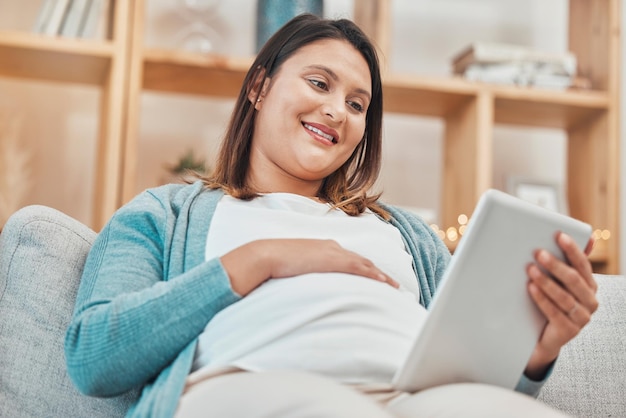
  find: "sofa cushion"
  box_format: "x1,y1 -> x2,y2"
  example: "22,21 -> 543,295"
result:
0,205 -> 137,417
539,274 -> 626,417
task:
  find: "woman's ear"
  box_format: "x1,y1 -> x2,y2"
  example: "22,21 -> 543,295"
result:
247,66 -> 270,109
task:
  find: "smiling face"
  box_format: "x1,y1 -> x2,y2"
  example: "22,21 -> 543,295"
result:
246,39 -> 372,197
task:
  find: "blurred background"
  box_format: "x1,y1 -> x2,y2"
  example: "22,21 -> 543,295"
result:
0,0 -> 623,271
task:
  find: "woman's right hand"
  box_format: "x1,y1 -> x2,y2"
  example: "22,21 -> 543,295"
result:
220,239 -> 398,296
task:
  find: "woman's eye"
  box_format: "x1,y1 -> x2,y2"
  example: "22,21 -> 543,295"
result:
348,101 -> 365,113
309,79 -> 328,90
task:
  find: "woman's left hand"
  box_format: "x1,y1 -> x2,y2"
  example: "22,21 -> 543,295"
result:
524,232 -> 598,380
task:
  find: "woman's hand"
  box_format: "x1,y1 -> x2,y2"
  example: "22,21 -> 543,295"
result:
524,232 -> 598,380
221,239 -> 398,296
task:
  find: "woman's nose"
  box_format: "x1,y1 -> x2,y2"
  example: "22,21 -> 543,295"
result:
321,94 -> 347,123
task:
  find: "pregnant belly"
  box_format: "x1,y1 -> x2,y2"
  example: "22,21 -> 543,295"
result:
193,274 -> 428,383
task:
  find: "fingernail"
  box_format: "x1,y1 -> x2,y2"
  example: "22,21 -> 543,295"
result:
560,233 -> 572,245
538,250 -> 550,263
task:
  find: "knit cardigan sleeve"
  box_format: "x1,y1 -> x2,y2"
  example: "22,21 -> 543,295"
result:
381,204 -> 451,308
64,187 -> 240,397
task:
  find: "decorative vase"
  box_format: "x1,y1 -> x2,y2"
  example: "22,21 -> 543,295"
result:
256,0 -> 324,52
174,0 -> 222,53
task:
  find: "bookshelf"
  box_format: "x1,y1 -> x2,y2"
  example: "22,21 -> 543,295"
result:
0,1 -> 132,231
0,0 -> 620,273
120,0 -> 619,272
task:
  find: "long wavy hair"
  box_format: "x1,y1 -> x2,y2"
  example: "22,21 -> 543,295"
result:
201,14 -> 387,218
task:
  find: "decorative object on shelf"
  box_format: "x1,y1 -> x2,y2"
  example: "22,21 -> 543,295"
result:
506,176 -> 568,215
0,110 -> 31,229
163,149 -> 209,184
33,0 -> 111,40
256,0 -> 323,52
173,0 -> 222,54
450,42 -> 588,90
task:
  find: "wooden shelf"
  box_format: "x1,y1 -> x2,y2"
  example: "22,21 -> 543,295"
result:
142,49 -> 252,97
139,51 -> 610,132
491,85 -> 609,129
0,30 -> 113,85
385,75 -> 610,130
383,75 -> 477,117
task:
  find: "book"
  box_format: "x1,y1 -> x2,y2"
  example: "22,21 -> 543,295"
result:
80,0 -> 110,39
462,62 -> 574,90
60,0 -> 92,38
451,42 -> 576,76
33,0 -> 56,33
42,0 -> 72,36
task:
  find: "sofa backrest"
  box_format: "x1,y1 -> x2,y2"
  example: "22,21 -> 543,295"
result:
0,205 -> 136,417
538,273 -> 626,417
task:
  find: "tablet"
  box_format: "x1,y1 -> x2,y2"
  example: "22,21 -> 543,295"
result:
392,189 -> 592,392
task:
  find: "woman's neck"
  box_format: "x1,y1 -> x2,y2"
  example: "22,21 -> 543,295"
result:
246,169 -> 322,199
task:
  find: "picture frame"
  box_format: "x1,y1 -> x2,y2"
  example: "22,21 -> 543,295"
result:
506,176 -> 569,215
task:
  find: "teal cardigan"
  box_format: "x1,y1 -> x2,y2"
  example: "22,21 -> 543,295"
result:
65,182 -> 544,418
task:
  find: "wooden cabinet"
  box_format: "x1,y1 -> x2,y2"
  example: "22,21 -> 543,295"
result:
0,2 -> 133,230
353,0 -> 621,273
0,0 -> 620,273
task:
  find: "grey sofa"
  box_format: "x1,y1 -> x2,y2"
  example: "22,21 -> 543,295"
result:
1,205 -> 624,417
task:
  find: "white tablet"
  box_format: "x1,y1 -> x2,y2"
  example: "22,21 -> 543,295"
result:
392,189 -> 592,392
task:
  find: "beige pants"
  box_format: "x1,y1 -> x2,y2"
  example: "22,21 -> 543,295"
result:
176,370 -> 571,418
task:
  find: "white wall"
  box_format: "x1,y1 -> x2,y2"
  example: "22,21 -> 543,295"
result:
2,0 -> 617,267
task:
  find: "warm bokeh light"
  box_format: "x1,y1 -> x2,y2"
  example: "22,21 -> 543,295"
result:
446,227 -> 458,242
431,216 -> 610,246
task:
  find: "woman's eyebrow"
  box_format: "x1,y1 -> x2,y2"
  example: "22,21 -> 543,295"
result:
304,64 -> 371,99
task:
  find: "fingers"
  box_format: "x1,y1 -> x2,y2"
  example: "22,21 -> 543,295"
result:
528,281 -> 581,333
525,233 -> 599,371
346,256 -> 400,288
557,233 -> 596,290
534,233 -> 598,302
267,239 -> 401,289
532,250 -> 598,314
528,266 -> 593,328
527,232 -> 599,327
584,237 -> 595,256
527,264 -> 591,325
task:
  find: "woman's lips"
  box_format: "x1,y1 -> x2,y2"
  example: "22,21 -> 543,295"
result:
303,122 -> 338,144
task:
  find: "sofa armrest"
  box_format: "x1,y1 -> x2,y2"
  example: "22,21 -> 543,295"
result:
0,205 -> 137,417
539,274 -> 626,417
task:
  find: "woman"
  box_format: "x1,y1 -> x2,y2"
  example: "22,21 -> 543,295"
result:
65,14 -> 597,418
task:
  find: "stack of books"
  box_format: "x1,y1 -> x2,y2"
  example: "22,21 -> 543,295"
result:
32,0 -> 111,40
451,42 -> 582,90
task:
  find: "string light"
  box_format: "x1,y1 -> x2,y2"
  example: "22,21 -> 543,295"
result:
430,216 -> 611,246
446,227 -> 458,242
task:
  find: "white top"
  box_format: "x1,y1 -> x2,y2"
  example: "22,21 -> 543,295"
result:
190,193 -> 427,384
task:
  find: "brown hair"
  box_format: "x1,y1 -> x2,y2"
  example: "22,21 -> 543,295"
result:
201,14 -> 388,219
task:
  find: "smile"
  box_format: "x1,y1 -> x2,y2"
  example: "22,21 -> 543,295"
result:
303,123 -> 337,144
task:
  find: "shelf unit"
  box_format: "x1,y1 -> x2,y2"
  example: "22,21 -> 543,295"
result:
0,0 -> 620,273
0,2 -> 133,230
355,0 -> 621,273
